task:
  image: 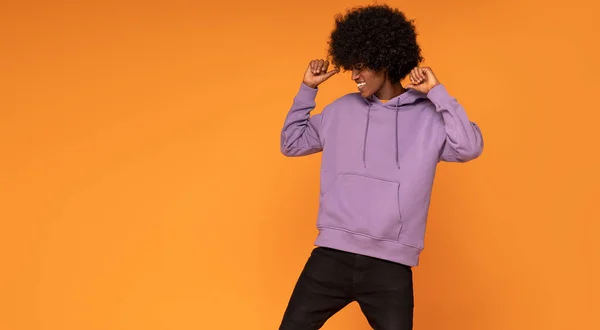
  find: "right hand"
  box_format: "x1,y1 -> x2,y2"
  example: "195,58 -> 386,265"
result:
303,59 -> 339,89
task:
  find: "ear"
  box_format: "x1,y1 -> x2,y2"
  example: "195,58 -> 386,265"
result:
382,69 -> 391,81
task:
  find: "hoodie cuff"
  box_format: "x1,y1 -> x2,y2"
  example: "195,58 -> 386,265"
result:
426,84 -> 454,109
295,82 -> 318,103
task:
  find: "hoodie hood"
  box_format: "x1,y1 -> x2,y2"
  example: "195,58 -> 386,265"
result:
361,88 -> 429,168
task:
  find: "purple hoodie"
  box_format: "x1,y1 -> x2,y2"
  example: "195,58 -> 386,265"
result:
280,82 -> 483,266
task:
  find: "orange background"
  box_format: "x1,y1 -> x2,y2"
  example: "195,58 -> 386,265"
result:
1,0 -> 599,329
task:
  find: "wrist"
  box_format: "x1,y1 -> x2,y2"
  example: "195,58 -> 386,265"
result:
304,81 -> 318,89
427,82 -> 441,94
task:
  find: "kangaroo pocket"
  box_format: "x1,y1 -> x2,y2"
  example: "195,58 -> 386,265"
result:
318,172 -> 402,241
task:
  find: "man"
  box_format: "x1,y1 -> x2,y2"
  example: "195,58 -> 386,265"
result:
279,4 -> 484,330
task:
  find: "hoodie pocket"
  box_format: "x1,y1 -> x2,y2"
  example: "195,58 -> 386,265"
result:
319,172 -> 402,241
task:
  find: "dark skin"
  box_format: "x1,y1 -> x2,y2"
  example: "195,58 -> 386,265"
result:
303,59 -> 440,99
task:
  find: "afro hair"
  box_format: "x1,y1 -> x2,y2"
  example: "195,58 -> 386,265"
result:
328,4 -> 423,84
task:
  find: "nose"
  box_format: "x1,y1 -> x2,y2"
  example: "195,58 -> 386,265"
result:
351,69 -> 360,81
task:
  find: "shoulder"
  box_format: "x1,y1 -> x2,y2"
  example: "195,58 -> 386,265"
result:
322,92 -> 366,113
405,94 -> 444,126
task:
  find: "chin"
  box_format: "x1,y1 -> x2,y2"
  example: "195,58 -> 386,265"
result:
360,90 -> 373,98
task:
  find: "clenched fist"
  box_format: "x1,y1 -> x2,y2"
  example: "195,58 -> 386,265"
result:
303,59 -> 339,89
405,67 -> 441,94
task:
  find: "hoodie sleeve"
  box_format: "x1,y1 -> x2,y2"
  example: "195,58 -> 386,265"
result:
280,83 -> 324,157
427,84 -> 484,163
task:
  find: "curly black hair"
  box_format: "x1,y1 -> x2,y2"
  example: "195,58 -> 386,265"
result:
328,4 -> 423,84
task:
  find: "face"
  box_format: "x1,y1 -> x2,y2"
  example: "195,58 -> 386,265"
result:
351,63 -> 387,98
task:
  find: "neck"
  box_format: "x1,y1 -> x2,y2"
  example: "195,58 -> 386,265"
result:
375,81 -> 405,100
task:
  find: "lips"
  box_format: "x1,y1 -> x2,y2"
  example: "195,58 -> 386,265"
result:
357,82 -> 366,91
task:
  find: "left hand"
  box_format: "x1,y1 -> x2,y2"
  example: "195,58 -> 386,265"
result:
405,67 -> 440,93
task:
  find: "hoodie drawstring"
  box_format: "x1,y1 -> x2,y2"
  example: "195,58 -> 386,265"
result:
362,99 -> 401,169
363,103 -> 371,168
395,98 -> 400,168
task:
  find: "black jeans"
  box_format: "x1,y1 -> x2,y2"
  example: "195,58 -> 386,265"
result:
279,247 -> 414,330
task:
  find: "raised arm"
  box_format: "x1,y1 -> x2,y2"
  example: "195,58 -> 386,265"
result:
280,59 -> 339,157
428,84 -> 484,162
280,84 -> 324,156
406,66 -> 484,162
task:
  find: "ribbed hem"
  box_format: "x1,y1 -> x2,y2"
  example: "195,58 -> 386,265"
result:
314,227 -> 423,267
297,82 -> 318,100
